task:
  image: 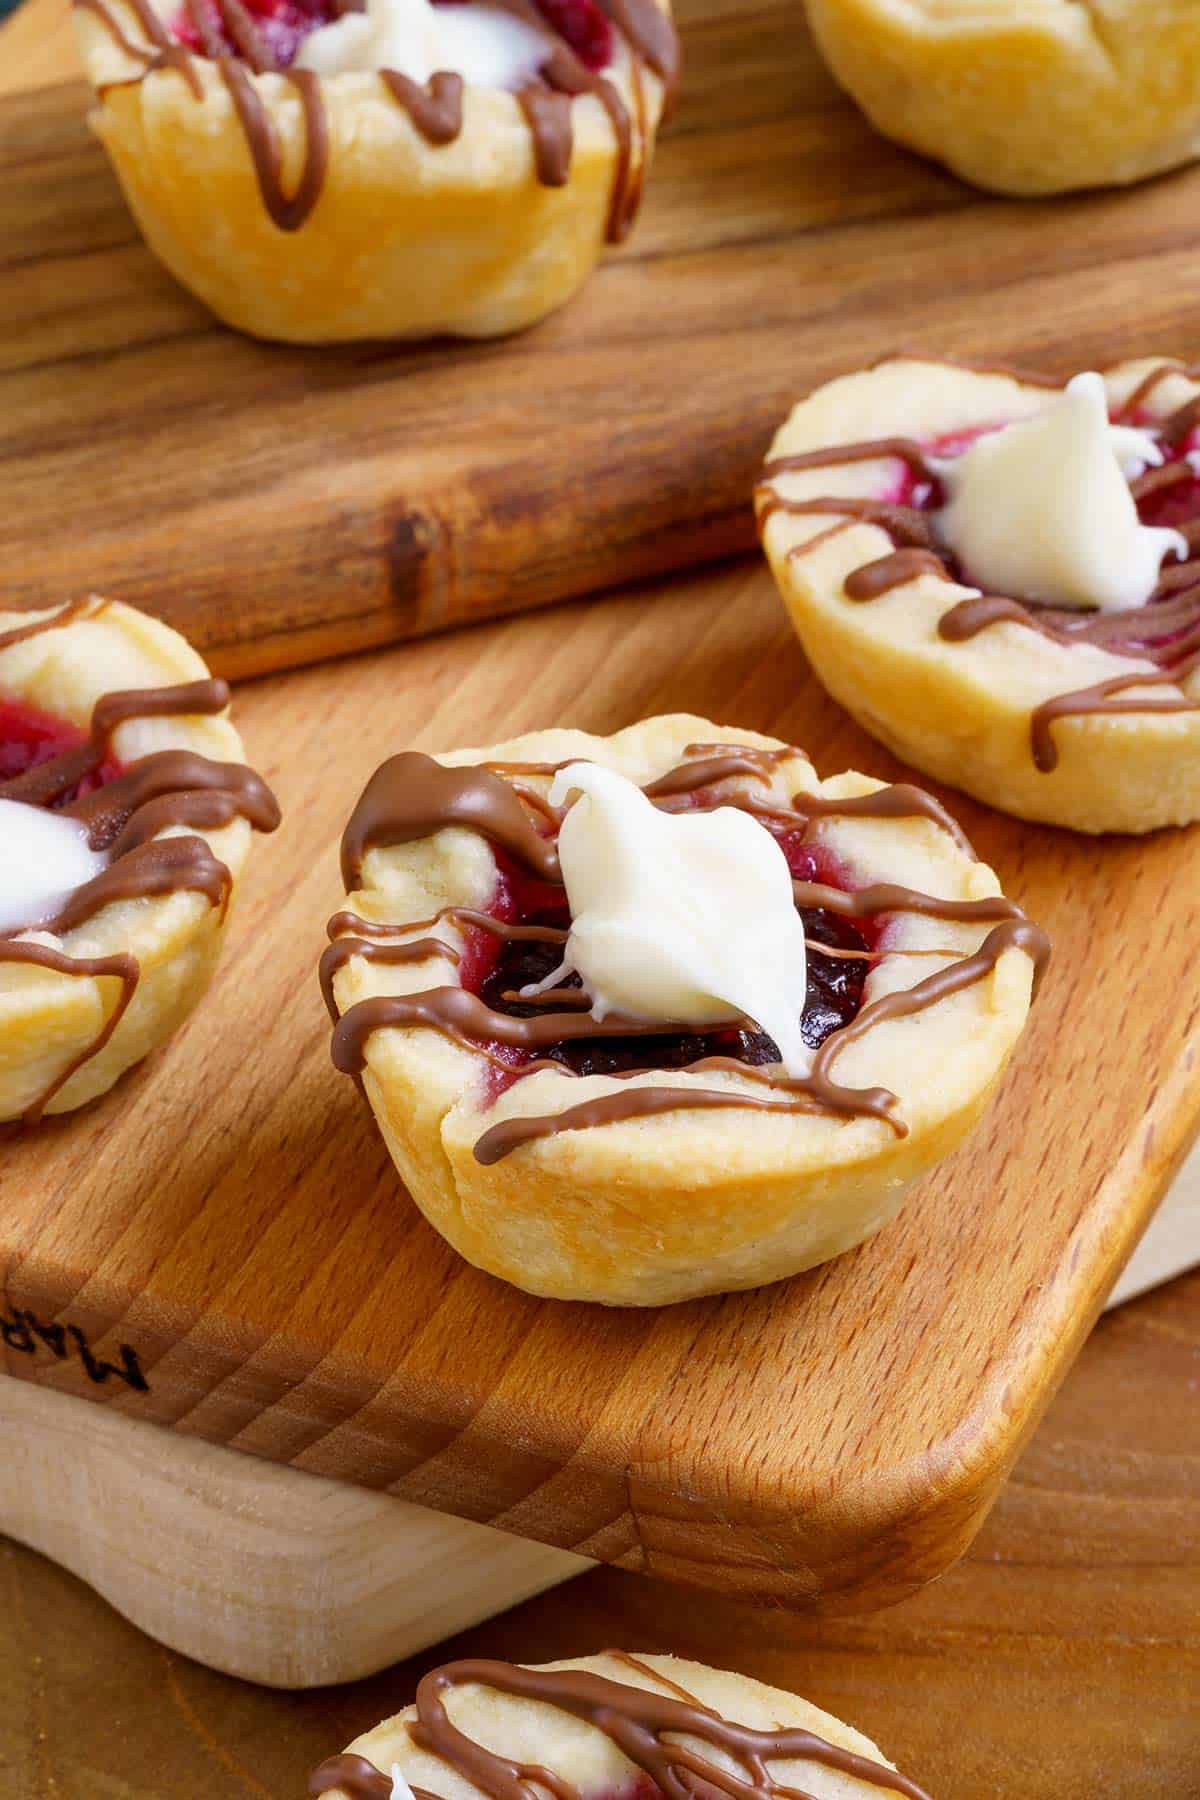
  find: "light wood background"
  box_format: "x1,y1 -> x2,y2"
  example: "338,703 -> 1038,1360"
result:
15,0 -> 1200,676
1,1264 -> 1196,1799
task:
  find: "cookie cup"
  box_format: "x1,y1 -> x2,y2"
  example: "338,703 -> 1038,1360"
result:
323,1652 -> 915,1800
761,358 -> 1200,835
806,0 -> 1200,195
0,600 -> 257,1120
328,713 -> 1037,1305
74,5 -> 670,342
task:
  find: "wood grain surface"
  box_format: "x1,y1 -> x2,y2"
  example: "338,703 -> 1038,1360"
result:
0,1377 -> 586,1688
11,0 -> 1200,675
3,1263 -> 1197,1799
3,557 -> 1199,1614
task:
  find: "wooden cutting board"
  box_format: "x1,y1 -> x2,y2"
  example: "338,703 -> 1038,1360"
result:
12,0 -> 1200,677
4,557 -> 1199,1617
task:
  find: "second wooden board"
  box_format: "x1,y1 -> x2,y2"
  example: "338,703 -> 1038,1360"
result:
3,557 -> 1198,1615
10,0 -> 1200,675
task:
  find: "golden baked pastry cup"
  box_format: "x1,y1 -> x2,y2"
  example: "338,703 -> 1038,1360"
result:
0,599 -> 273,1121
806,0 -> 1200,195
72,4 -> 672,342
760,357 -> 1200,835
325,713 -> 1040,1307
315,1652 -> 920,1800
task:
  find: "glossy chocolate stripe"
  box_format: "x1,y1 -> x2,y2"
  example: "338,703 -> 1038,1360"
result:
406,1658 -> 934,1799
309,1756 -> 393,1800
0,596 -> 108,656
340,752 -> 561,889
327,745 -> 1047,1157
69,749 -> 280,850
330,985 -> 715,1074
517,80 -> 575,185
73,0 -> 158,62
29,837 -> 232,938
844,548 -> 948,600
319,935 -> 461,1024
103,788 -> 257,859
642,752 -> 777,797
0,944 -> 140,1127
760,392 -> 1200,767
2,651 -> 279,1119
761,437 -> 935,484
790,783 -> 975,855
1113,361 -> 1186,421
380,70 -> 464,144
473,1084 -> 818,1163
326,907 -> 566,947
811,919 -> 1050,1101
760,492 -> 939,550
219,60 -> 330,231
792,880 -> 1023,931
1031,660 -> 1200,773
80,0 -> 676,248
91,677 -> 229,739
1,740 -> 104,808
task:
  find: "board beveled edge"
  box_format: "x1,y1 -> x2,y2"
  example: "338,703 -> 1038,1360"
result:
4,1035 -> 1196,1616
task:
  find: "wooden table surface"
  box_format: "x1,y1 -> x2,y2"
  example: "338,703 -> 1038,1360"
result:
2,5 -> 1198,1797
0,1264 -> 1194,1799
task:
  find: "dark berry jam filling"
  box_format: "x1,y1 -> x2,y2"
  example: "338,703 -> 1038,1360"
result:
465,813 -> 870,1089
172,0 -> 613,71
0,693 -> 119,807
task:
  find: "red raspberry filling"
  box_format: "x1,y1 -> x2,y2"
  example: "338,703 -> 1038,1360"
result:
0,693 -> 120,806
173,0 -> 333,67
527,0 -> 612,69
172,0 -> 613,72
464,810 -> 872,1100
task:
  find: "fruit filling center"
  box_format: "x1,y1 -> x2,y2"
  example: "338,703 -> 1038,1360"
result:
171,0 -> 614,73
0,693 -> 120,807
460,812 -> 872,1088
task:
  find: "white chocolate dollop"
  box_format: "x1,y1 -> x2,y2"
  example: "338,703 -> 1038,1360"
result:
295,0 -> 550,90
524,761 -> 811,1076
934,371 -> 1187,613
0,799 -> 106,935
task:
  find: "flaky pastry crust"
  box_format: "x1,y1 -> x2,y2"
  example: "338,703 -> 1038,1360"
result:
73,0 -> 670,342
760,357 -> 1200,835
0,599 -> 263,1120
318,1653 -> 917,1800
806,0 -> 1200,195
327,713 -> 1038,1306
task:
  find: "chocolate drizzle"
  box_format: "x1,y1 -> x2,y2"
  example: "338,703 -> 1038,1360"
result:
0,944 -> 140,1126
325,746 -> 1045,1160
1,604 -> 281,1122
309,1655 -> 932,1800
218,59 -> 330,231
844,549 -> 947,601
341,751 -> 560,888
757,363 -> 1200,771
380,70 -> 464,144
77,0 -> 678,246
0,595 -> 108,654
